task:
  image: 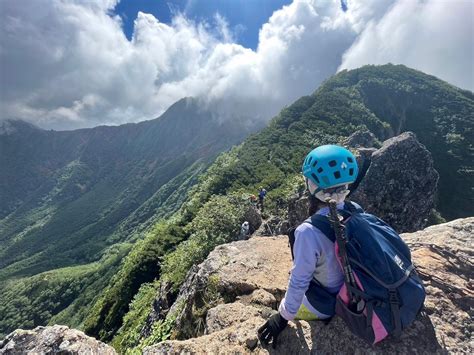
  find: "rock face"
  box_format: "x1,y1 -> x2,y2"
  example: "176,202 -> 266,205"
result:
288,132 -> 439,232
144,218 -> 474,354
164,237 -> 292,340
0,325 -> 116,355
352,131 -> 439,232
343,129 -> 380,148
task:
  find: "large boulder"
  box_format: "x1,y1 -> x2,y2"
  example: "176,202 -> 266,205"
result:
0,325 -> 116,355
144,218 -> 473,354
288,132 -> 439,232
352,131 -> 439,232
161,237 -> 292,340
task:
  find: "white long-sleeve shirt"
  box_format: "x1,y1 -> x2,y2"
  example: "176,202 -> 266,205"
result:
279,203 -> 345,320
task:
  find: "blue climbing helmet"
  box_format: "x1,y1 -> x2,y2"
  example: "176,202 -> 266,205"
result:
302,145 -> 358,191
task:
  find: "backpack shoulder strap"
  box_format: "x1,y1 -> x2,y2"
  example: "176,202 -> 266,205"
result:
344,200 -> 364,214
305,214 -> 336,243
287,227 -> 297,261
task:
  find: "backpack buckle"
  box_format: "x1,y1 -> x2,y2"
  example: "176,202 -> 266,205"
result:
389,290 -> 399,304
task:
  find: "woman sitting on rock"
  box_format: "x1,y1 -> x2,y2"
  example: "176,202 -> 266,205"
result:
258,145 -> 359,347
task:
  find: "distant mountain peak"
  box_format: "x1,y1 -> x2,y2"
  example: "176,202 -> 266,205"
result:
0,119 -> 41,136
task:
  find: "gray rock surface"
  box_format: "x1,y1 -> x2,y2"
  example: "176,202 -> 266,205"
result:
205,302 -> 262,334
287,193 -> 310,228
164,237 -> 292,340
352,131 -> 439,232
144,218 -> 474,354
287,132 -> 438,233
256,216 -> 288,236
0,325 -> 116,355
343,129 -> 380,148
243,205 -> 263,235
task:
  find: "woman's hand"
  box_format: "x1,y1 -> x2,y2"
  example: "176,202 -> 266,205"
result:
257,313 -> 288,349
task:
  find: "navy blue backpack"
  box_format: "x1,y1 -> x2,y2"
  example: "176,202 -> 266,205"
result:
294,201 -> 425,344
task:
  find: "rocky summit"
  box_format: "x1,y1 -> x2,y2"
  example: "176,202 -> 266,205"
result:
144,218 -> 473,354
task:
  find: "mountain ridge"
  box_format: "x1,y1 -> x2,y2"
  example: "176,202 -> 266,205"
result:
0,97 -> 260,338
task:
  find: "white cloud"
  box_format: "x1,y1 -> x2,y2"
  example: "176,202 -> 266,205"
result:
0,0 -> 472,130
339,0 -> 474,91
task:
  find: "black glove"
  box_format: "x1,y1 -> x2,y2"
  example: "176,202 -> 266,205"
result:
257,313 -> 288,349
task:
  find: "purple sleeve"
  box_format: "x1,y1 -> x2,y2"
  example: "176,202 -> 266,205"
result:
279,223 -> 320,320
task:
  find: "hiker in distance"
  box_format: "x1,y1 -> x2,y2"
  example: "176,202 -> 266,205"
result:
258,187 -> 267,211
239,221 -> 250,240
257,145 -> 425,349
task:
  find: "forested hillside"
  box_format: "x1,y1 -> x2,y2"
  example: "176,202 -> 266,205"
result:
87,64 -> 471,353
0,98 -> 259,337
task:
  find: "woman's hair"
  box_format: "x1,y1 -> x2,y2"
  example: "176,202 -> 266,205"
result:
308,192 -> 326,216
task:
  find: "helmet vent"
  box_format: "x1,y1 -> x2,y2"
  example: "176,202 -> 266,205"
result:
329,160 -> 337,167
349,168 -> 354,176
347,157 -> 353,163
312,160 -> 318,167
334,171 -> 341,179
311,173 -> 320,184
317,167 -> 323,173
308,157 -> 313,165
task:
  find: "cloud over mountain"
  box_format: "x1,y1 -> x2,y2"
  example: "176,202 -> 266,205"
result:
339,0 -> 474,91
0,0 -> 472,129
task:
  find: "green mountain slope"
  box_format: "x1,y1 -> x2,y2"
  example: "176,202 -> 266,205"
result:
101,64 -> 472,352
0,98 -> 259,337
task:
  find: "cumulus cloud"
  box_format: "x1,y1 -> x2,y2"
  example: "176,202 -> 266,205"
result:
339,0 -> 474,91
0,0 -> 472,130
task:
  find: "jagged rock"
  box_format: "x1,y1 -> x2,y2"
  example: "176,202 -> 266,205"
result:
343,129 -> 380,148
243,205 -> 263,235
287,132 -> 438,233
350,147 -> 377,192
256,216 -> 288,236
287,193 -> 310,228
166,237 -> 292,340
352,131 -> 439,232
141,281 -> 174,338
144,218 -> 474,354
0,325 -> 116,355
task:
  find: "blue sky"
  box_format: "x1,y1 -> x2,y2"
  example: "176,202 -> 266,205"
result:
113,0 -> 293,50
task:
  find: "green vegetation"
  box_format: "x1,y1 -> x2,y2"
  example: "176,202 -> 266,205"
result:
111,281 -> 161,352
162,194 -> 250,290
0,98 -> 252,337
0,243 -> 128,339
1,65 -> 472,347
83,222 -> 186,342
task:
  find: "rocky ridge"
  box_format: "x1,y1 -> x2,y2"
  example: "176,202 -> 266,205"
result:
144,217 -> 474,354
